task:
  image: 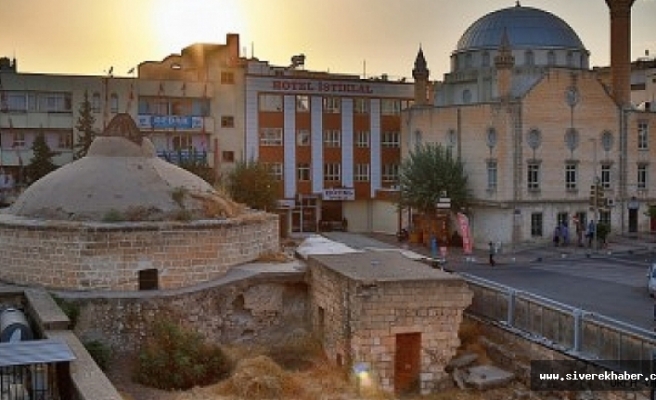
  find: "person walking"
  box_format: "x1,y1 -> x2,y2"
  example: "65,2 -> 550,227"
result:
488,241 -> 496,266
586,220 -> 596,248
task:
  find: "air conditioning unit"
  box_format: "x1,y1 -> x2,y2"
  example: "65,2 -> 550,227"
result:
606,198 -> 616,207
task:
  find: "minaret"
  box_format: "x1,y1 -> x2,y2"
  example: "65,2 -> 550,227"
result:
412,47 -> 430,105
494,28 -> 515,101
605,0 -> 636,106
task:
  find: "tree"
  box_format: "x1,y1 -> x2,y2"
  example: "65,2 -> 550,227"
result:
26,131 -> 59,183
225,160 -> 278,211
169,147 -> 216,185
73,90 -> 97,159
397,142 -> 470,214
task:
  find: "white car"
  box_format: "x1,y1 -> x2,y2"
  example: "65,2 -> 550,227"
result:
648,263 -> 656,297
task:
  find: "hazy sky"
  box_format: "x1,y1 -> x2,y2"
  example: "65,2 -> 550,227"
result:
1,0 -> 655,81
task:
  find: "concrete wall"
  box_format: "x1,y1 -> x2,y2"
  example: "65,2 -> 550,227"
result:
0,213 -> 279,291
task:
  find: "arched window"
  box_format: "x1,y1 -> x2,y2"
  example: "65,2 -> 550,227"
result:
91,92 -> 101,113
525,50 -> 535,66
547,51 -> 556,66
110,93 -> 119,113
482,52 -> 490,67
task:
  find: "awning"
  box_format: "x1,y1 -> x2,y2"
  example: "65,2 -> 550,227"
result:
0,339 -> 76,367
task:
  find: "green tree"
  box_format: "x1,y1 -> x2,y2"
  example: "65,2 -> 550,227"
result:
26,131 -> 59,183
397,142 -> 470,214
74,90 -> 97,159
170,147 -> 216,185
225,160 -> 278,211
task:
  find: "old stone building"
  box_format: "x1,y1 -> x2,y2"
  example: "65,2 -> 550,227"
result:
403,2 -> 656,249
307,250 -> 472,394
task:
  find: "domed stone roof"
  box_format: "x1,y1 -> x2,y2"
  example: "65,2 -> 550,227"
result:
8,114 -> 241,221
456,4 -> 586,52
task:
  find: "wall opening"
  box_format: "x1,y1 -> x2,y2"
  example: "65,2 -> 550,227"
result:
138,269 -> 159,291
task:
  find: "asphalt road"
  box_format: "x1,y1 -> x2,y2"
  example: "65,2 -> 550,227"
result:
322,232 -> 655,331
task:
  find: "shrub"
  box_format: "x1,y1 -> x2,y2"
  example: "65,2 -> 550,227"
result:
52,295 -> 80,329
102,209 -> 124,222
134,318 -> 233,390
84,340 -> 112,371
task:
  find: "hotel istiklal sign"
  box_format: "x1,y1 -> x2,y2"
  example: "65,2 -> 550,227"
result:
323,188 -> 355,201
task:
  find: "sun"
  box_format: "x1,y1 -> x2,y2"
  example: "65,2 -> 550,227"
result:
151,0 -> 246,53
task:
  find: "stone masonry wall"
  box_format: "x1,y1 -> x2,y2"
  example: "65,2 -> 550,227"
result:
308,259 -> 473,395
0,212 -> 279,290
57,272 -> 308,353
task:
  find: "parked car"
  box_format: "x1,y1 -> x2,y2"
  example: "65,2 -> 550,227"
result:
647,263 -> 656,297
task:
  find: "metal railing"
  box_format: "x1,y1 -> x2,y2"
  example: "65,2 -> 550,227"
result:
461,273 -> 656,372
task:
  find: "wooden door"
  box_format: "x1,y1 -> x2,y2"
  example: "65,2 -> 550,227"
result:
394,332 -> 421,395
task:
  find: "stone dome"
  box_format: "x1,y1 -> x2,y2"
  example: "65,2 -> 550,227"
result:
8,114 -> 240,221
456,4 -> 586,52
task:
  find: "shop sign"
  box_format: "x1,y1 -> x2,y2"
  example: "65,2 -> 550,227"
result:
322,188 -> 355,201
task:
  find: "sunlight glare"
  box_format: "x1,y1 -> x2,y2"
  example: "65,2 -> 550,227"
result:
151,0 -> 246,53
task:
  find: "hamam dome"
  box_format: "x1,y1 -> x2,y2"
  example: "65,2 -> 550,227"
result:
456,4 -> 586,52
9,113 -> 239,221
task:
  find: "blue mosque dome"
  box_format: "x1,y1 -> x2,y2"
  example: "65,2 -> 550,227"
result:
456,4 -> 586,52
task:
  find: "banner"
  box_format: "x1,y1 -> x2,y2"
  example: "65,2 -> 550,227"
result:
457,212 -> 473,255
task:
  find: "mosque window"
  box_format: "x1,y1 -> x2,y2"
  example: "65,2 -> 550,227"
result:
637,163 -> 648,189
465,53 -> 473,69
527,161 -> 541,191
601,164 -> 612,189
524,51 -> 535,67
487,160 -> 497,190
92,92 -> 101,113
547,51 -> 556,66
482,52 -> 490,68
486,127 -> 497,148
462,89 -> 472,104
601,130 -> 614,151
110,93 -> 118,113
638,121 -> 649,150
530,213 -> 543,237
565,162 -> 578,190
564,128 -> 579,151
566,52 -> 574,67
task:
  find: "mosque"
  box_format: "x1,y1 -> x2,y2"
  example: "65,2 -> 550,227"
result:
404,1 -> 656,249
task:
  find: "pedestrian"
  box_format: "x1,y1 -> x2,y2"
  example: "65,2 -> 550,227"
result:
561,222 -> 569,246
488,241 -> 496,266
553,226 -> 561,247
586,220 -> 596,248
574,217 -> 583,247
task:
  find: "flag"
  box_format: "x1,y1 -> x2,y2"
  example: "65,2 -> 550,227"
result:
127,67 -> 135,75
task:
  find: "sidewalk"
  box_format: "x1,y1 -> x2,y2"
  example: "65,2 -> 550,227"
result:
364,232 -> 656,266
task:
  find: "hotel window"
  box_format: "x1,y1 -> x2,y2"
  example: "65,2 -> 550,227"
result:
221,115 -> 234,128
259,127 -> 283,146
354,163 -> 370,182
92,92 -> 101,112
382,163 -> 399,182
638,121 -> 649,150
259,94 -> 283,111
354,98 -> 369,114
58,131 -> 72,149
565,163 -> 578,190
323,129 -> 341,148
296,95 -> 309,112
530,212 -> 543,237
38,92 -> 72,113
110,93 -> 119,113
172,135 -> 192,150
266,162 -> 283,181
601,164 -> 612,189
355,131 -> 370,148
487,160 -> 497,190
297,163 -> 311,181
527,162 -> 540,191
381,99 -> 401,115
222,151 -> 235,162
324,163 -> 341,182
297,129 -> 310,146
12,132 -> 25,148
638,163 -> 648,189
323,97 -> 341,113
381,131 -> 400,148
221,71 -> 235,84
